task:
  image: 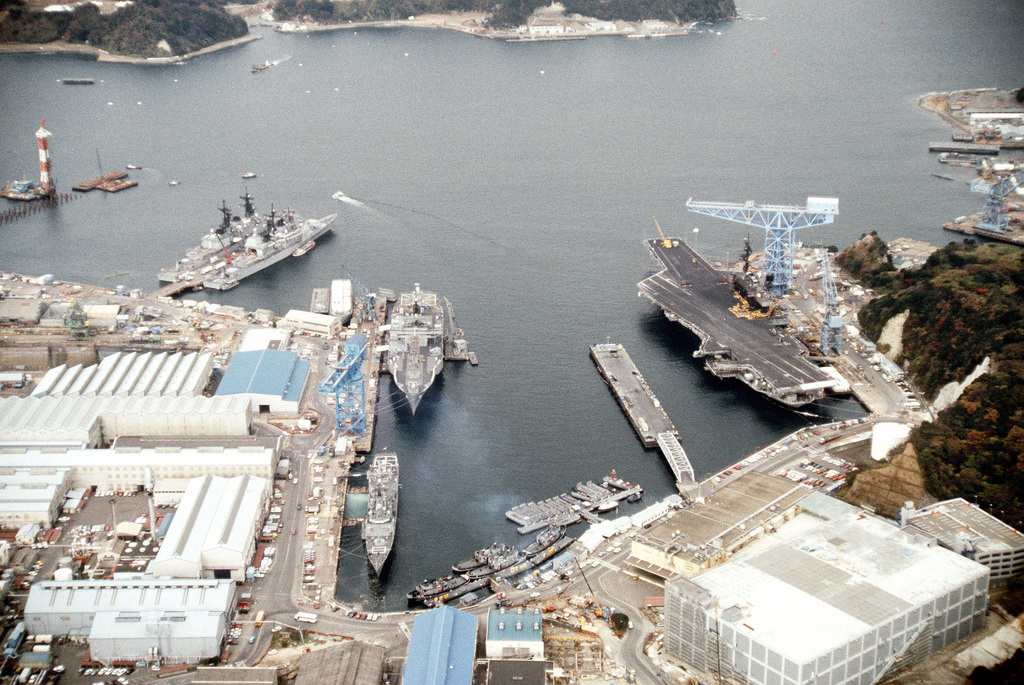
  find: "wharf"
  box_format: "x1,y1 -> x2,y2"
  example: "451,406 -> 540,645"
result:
590,343 -> 676,447
350,295 -> 387,453
149,276 -> 204,299
72,171 -> 138,192
943,215 -> 1024,247
442,296 -> 471,361
928,141 -> 1000,155
590,342 -> 696,494
637,238 -> 835,407
505,476 -> 643,534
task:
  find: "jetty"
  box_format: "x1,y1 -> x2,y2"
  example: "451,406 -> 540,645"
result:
928,141 -> 1000,155
590,342 -> 697,496
506,473 -> 643,534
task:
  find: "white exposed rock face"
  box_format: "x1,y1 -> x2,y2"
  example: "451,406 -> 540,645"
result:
157,39 -> 172,53
878,310 -> 909,359
933,357 -> 991,413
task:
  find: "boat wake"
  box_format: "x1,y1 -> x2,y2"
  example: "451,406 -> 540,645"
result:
333,191 -> 367,208
272,55 -> 293,66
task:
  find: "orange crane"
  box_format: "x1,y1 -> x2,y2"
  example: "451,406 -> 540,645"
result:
652,216 -> 672,249
574,557 -> 604,620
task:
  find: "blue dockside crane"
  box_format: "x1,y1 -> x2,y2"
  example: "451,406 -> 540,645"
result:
970,171 -> 1022,234
686,196 -> 839,297
818,248 -> 842,356
318,333 -> 368,438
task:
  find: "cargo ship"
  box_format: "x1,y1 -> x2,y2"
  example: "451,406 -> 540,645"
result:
386,284 -> 444,413
363,453 -> 399,575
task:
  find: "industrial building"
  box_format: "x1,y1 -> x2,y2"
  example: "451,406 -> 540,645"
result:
148,474 -> 269,581
278,310 -> 342,338
0,394 -> 251,447
31,351 -> 213,399
486,608 -> 544,659
404,606 -> 477,685
237,328 -> 292,353
485,660 -> 552,685
215,349 -> 311,415
24,578 -> 234,665
294,641 -> 384,685
0,443 -> 278,504
901,498 -> 1024,581
626,473 -> 809,579
0,466 -> 72,529
664,503 -> 990,685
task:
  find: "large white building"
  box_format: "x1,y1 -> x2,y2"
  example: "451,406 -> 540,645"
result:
665,505 -> 989,685
24,578 -> 233,665
0,467 -> 73,529
0,443 -> 279,505
902,498 -> 1024,581
148,474 -> 269,582
278,310 -> 342,338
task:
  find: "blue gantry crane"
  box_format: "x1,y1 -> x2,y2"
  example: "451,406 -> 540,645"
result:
318,333 -> 368,438
970,171 -> 1023,234
685,196 -> 839,297
818,248 -> 842,356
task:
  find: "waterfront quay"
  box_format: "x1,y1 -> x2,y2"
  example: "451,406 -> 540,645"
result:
590,342 -> 676,448
638,238 -> 835,407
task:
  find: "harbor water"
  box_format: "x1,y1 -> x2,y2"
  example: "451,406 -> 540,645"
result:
1,0 -> 1022,610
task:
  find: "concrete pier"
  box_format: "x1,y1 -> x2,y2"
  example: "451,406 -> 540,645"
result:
590,342 -> 677,447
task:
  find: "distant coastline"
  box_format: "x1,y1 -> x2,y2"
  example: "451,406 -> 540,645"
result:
0,8 -> 712,64
0,33 -> 261,65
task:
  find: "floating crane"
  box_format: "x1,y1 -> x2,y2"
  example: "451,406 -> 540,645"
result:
970,171 -> 1023,233
818,248 -> 842,356
685,196 -> 839,297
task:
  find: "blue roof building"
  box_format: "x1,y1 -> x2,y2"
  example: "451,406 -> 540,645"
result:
404,605 -> 477,685
215,349 -> 310,414
485,608 -> 544,659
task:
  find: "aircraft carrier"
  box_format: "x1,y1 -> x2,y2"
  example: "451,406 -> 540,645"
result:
638,238 -> 836,408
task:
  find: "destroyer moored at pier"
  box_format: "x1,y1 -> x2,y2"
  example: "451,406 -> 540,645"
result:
386,284 -> 444,413
363,453 -> 399,575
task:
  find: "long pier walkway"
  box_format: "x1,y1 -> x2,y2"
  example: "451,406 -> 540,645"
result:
590,342 -> 696,496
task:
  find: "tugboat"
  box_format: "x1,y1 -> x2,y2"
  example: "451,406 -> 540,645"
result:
363,453 -> 399,575
251,61 -> 270,73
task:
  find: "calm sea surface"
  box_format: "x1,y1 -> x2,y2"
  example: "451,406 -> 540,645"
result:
1,0 -> 1022,608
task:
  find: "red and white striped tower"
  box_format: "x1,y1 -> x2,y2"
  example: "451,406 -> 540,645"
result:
35,120 -> 54,196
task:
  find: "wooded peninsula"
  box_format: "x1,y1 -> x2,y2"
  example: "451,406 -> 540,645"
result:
0,0 -> 736,58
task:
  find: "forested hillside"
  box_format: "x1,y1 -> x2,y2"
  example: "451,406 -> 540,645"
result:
0,0 -> 248,57
272,0 -> 736,29
839,237 -> 1024,528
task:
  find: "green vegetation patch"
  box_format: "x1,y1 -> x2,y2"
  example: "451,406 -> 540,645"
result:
849,239 -> 1024,528
0,0 -> 248,57
271,0 -> 735,29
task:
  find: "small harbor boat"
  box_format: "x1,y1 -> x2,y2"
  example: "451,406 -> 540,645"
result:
241,171 -> 257,179
292,240 -> 315,257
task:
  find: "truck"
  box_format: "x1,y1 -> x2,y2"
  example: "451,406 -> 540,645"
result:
3,622 -> 26,659
294,612 -> 318,624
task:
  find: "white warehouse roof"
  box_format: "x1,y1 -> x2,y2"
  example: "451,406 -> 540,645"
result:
681,511 -> 989,665
148,474 -> 268,579
32,351 -> 213,399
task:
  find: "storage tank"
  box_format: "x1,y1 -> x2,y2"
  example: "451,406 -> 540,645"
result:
330,279 -> 353,322
52,567 -> 73,582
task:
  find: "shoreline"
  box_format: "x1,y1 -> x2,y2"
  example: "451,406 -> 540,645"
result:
0,10 -> 710,63
0,33 -> 261,65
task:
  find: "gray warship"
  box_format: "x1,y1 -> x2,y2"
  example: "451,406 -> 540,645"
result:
386,284 -> 444,413
363,453 -> 399,575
